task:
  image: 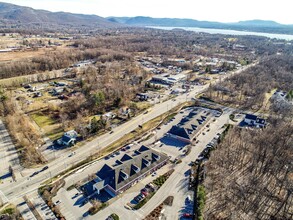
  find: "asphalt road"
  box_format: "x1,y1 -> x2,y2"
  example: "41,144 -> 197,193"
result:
0,64 -> 254,204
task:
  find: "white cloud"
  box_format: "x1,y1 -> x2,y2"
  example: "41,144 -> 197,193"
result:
2,0 -> 293,24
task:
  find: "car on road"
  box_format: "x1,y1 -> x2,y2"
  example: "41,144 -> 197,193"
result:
68,152 -> 76,157
40,166 -> 49,172
109,131 -> 114,134
30,171 -> 39,177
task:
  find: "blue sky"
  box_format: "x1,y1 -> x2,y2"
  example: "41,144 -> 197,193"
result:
2,0 -> 293,24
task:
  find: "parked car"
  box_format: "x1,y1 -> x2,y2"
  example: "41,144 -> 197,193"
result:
186,195 -> 192,203
54,200 -> 61,205
183,213 -> 193,218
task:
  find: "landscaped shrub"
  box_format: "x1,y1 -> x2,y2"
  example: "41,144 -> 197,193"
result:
110,213 -> 119,220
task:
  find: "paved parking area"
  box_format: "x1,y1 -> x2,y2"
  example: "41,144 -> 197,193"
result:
17,199 -> 37,220
30,193 -> 57,220
0,120 -> 21,182
152,107 -> 219,160
53,107 -> 226,219
53,187 -> 91,220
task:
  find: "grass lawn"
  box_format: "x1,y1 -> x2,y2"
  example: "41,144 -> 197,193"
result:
31,112 -> 63,140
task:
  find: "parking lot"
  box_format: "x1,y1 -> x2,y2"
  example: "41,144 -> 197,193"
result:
30,193 -> 57,220
0,120 -> 21,183
53,188 -> 91,220
17,198 -> 37,220
50,106 -> 225,219
151,107 -> 220,160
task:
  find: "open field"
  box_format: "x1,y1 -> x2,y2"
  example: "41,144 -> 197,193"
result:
0,49 -> 49,63
31,112 -> 63,140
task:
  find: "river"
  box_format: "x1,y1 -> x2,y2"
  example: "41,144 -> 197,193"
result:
149,26 -> 293,41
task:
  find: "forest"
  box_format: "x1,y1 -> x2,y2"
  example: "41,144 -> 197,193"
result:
204,120 -> 293,219
206,54 -> 293,116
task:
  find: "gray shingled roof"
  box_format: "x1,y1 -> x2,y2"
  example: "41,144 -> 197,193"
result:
95,146 -> 168,192
168,110 -> 210,141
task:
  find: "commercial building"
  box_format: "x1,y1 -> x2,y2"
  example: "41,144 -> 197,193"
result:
93,146 -> 168,196
167,109 -> 212,143
151,73 -> 186,85
244,114 -> 266,128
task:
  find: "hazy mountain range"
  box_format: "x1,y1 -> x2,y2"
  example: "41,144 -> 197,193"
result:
0,2 -> 293,35
108,16 -> 293,35
0,2 -> 119,30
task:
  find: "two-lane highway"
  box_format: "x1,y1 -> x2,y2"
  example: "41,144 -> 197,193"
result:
0,64 -> 255,203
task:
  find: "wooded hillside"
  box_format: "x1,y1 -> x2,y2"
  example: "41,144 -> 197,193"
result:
204,121 -> 293,219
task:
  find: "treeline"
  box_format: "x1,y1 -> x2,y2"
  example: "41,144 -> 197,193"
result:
0,48 -> 131,79
53,60 -> 150,137
204,120 -> 293,219
3,28 -> 291,80
1,95 -> 45,167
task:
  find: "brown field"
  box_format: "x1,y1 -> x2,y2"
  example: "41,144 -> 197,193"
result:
0,47 -> 70,63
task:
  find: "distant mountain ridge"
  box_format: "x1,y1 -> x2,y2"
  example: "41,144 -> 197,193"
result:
0,2 -> 292,35
108,16 -> 293,35
0,2 -> 120,30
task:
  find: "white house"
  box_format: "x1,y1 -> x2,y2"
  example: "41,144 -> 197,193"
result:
57,130 -> 78,146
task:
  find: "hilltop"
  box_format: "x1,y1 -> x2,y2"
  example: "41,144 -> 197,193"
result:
0,2 -> 120,31
109,16 -> 293,35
